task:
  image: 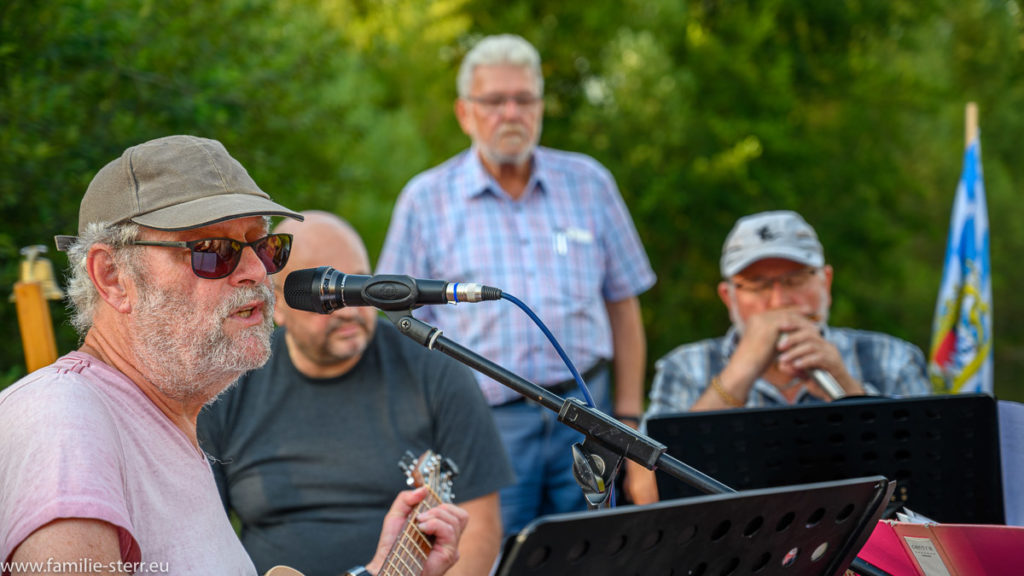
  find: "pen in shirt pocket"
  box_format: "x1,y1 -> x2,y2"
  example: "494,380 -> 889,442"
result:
554,227 -> 594,255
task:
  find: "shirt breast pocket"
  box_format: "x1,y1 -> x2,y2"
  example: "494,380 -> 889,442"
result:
552,227 -> 603,303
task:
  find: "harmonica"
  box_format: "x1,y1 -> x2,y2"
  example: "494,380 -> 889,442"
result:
777,319 -> 845,400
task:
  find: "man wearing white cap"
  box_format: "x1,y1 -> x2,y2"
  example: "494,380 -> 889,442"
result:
626,210 -> 930,503
651,209 -> 929,411
0,136 -> 466,576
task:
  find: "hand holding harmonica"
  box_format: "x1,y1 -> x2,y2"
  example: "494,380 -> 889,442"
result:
775,316 -> 863,400
776,331 -> 845,399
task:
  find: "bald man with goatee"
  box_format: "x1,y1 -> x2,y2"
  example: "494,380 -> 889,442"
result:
199,211 -> 513,576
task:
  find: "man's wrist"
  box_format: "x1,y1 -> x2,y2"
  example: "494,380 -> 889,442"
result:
839,374 -> 867,396
345,567 -> 371,576
614,413 -> 641,426
710,373 -> 745,407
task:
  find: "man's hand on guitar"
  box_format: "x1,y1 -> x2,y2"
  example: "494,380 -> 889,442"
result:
367,487 -> 470,576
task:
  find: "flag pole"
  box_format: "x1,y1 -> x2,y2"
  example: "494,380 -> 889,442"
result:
965,102 -> 978,148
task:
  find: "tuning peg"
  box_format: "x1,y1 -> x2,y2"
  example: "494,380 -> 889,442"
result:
398,450 -> 417,473
443,457 -> 460,479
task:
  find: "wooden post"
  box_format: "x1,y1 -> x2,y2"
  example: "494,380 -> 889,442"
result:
965,102 -> 978,149
14,281 -> 58,372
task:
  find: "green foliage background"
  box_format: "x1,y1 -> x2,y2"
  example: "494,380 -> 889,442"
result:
2,0 -> 1022,401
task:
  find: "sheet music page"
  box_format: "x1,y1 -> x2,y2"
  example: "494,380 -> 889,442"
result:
895,508 -> 936,523
903,536 -> 953,576
998,400 -> 1024,526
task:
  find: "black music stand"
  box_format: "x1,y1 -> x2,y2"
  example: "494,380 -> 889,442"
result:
372,309 -> 891,575
647,394 -> 1004,524
495,476 -> 894,576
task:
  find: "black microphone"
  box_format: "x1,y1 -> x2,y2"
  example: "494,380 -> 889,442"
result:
284,266 -> 503,314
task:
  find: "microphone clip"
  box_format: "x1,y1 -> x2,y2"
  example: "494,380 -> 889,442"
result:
571,440 -> 623,509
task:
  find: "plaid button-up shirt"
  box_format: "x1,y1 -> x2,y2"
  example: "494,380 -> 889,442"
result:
645,326 -> 932,418
377,146 -> 656,405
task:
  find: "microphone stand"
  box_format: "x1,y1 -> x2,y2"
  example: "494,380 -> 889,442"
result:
382,310 -> 889,576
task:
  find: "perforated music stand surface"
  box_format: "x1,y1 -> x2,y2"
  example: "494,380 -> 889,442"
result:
647,394 -> 1003,524
495,476 -> 893,576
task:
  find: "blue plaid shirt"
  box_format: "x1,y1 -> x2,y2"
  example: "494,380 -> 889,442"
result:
645,326 -> 931,417
377,146 -> 656,405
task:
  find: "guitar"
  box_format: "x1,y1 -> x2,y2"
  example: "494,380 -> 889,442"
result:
265,450 -> 458,576
379,450 -> 459,575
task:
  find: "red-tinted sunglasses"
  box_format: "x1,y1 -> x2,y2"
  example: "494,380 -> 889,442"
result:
130,233 -> 293,279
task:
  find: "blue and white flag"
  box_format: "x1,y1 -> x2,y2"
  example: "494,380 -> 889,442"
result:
928,139 -> 993,394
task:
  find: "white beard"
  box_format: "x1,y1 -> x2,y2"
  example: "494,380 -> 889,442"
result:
476,118 -> 543,167
130,278 -> 275,403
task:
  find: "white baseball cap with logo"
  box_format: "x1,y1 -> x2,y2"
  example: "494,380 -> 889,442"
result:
720,210 -> 824,278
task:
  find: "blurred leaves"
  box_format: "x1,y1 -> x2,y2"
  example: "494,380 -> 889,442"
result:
2,0 -> 1023,401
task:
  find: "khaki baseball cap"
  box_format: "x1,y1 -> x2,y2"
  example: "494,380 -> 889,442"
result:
55,135 -> 301,250
720,210 -> 824,277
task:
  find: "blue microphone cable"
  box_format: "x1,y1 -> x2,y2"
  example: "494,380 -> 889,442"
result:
499,292 -> 597,408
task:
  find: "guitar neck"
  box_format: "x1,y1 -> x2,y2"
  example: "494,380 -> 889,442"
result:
378,488 -> 443,576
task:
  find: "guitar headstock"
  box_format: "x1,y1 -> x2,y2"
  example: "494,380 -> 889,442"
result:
399,450 -> 458,504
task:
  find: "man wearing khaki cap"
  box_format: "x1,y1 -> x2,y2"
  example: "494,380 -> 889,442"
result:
0,135 -> 467,576
626,210 -> 930,504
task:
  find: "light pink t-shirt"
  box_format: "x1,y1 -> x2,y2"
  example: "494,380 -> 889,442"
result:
0,352 -> 256,575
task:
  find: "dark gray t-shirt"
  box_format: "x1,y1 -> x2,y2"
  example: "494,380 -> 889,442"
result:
198,322 -> 513,576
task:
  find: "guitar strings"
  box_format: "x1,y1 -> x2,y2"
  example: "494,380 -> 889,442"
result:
381,482 -> 443,575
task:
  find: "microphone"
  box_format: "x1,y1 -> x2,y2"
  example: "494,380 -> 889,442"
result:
810,369 -> 846,400
777,332 -> 846,400
284,266 -> 502,314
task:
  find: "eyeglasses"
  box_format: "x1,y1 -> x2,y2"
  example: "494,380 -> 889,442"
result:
731,267 -> 820,296
465,93 -> 542,114
130,233 -> 293,279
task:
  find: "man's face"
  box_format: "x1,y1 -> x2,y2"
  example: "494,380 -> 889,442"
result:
719,258 -> 833,333
127,216 -> 276,401
273,219 -> 377,378
456,64 -> 544,168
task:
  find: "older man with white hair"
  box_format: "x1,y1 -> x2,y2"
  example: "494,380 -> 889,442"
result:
626,210 -> 931,504
0,135 -> 467,576
378,34 -> 656,533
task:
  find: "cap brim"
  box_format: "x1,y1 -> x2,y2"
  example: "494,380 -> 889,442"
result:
130,193 -> 303,231
55,235 -> 77,252
722,247 -> 824,277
